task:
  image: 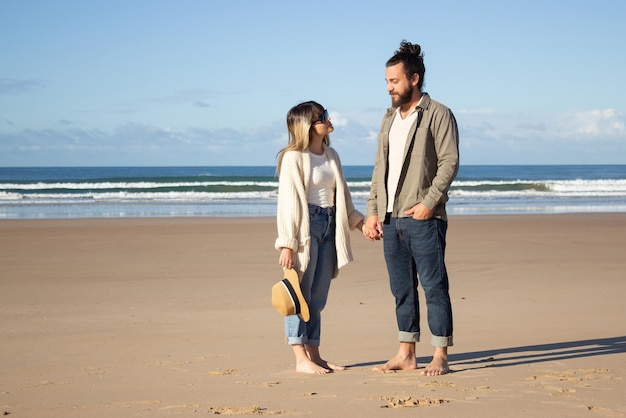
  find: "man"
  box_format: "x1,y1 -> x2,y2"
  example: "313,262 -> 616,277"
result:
363,40 -> 459,376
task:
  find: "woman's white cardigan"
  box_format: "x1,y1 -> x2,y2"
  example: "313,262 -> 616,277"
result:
275,145 -> 364,279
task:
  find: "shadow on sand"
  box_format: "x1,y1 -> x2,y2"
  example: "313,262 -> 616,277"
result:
349,336 -> 626,371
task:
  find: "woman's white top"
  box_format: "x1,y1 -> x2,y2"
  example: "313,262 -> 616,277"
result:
306,151 -> 336,208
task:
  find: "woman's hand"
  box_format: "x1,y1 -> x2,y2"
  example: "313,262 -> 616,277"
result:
362,216 -> 383,241
279,247 -> 294,269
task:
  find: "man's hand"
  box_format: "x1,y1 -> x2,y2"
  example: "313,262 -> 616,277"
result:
363,216 -> 383,241
404,203 -> 433,220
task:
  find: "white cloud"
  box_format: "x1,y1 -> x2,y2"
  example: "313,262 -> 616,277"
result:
1,108 -> 625,166
0,121 -> 286,166
456,108 -> 626,164
329,111 -> 347,126
459,108 -> 626,141
568,109 -> 625,138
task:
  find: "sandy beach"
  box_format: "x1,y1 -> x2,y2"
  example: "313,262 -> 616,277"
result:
1,214 -> 625,417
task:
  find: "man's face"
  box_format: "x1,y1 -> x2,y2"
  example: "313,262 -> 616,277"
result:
385,63 -> 417,107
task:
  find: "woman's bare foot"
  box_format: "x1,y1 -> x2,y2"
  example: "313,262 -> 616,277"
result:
295,357 -> 330,374
420,347 -> 449,376
305,345 -> 346,371
314,358 -> 346,371
372,342 -> 417,372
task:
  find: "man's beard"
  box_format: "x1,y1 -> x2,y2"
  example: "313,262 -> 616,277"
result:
391,85 -> 414,107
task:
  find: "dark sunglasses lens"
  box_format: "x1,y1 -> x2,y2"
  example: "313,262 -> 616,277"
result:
320,110 -> 328,123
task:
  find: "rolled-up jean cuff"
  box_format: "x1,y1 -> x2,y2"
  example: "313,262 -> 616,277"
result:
398,331 -> 420,343
286,337 -> 321,347
287,337 -> 307,345
432,335 -> 454,347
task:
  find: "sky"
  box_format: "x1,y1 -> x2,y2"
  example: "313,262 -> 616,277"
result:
1,0 -> 625,167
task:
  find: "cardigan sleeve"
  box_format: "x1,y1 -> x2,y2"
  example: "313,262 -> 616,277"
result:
274,151 -> 304,252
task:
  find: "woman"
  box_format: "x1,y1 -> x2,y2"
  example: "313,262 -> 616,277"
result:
275,101 -> 365,374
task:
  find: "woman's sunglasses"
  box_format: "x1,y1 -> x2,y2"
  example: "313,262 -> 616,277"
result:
312,109 -> 329,125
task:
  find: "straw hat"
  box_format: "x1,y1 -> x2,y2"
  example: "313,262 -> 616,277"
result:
271,268 -> 310,322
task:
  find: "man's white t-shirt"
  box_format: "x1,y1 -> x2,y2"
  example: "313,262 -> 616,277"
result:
386,107 -> 419,213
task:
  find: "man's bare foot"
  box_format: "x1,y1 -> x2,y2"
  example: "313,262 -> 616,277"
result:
373,353 -> 417,372
420,360 -> 449,375
373,342 -> 417,372
420,347 -> 449,376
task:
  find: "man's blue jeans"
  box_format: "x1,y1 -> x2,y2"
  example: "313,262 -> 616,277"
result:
382,216 -> 453,347
285,205 -> 337,346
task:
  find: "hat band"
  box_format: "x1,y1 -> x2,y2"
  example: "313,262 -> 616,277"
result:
281,278 -> 301,315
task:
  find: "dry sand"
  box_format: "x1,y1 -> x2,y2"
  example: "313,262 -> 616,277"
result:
1,214 -> 625,417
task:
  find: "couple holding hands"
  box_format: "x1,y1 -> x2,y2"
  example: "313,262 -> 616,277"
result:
274,41 -> 459,376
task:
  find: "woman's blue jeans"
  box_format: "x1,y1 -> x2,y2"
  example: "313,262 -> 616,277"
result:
382,216 -> 453,347
285,205 -> 337,346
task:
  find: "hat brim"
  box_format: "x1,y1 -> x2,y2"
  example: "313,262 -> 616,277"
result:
284,268 -> 309,322
271,268 -> 310,322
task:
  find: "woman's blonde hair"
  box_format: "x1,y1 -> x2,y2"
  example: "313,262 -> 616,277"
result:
277,101 -> 330,174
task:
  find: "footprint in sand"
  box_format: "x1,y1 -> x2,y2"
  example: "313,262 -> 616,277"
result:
378,395 -> 449,408
207,368 -> 236,376
206,405 -> 288,415
423,380 -> 456,388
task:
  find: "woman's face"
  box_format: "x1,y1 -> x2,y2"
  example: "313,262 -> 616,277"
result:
311,108 -> 333,136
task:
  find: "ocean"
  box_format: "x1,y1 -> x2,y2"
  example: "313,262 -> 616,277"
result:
1,165 -> 626,219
